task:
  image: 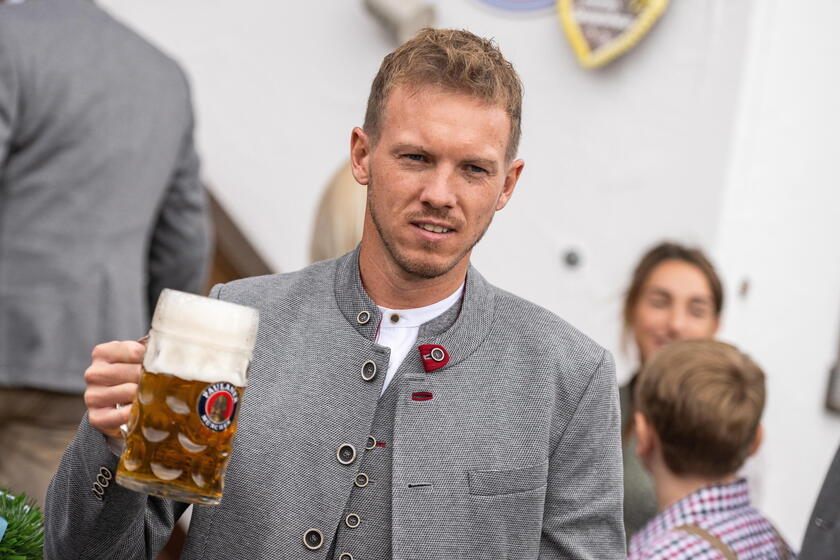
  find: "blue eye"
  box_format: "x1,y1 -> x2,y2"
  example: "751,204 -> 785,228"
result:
403,154 -> 425,161
467,164 -> 487,174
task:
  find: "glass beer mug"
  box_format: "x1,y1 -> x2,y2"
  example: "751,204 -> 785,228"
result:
115,289 -> 259,505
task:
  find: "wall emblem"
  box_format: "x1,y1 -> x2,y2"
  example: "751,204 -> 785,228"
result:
558,0 -> 669,69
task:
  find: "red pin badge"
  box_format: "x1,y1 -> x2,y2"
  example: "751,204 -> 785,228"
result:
418,344 -> 449,372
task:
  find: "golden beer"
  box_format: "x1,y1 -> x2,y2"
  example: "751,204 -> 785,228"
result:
116,369 -> 246,504
115,289 -> 258,505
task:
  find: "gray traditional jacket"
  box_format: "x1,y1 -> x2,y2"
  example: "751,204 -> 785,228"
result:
45,250 -> 625,559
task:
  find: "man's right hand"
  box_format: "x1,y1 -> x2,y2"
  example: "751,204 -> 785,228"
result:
83,340 -> 145,438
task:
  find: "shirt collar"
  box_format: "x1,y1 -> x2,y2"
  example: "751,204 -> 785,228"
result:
378,284 -> 464,329
657,478 -> 752,532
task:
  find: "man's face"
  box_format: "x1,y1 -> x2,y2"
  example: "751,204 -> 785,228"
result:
351,85 -> 524,280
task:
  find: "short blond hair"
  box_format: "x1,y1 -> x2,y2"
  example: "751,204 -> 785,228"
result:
634,340 -> 765,477
363,28 -> 523,162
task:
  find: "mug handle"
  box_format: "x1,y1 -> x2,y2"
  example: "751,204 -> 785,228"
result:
116,334 -> 150,438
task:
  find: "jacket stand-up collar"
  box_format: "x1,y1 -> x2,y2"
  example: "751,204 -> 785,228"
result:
333,247 -> 496,372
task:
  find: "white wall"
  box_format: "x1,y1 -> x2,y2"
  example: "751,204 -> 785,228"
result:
99,0 -> 838,545
714,0 -> 840,545
99,0 -> 390,273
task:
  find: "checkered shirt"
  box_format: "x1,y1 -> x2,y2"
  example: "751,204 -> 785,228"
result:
627,479 -> 797,559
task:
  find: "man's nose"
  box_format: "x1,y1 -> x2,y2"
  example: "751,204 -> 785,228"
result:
419,167 -> 457,209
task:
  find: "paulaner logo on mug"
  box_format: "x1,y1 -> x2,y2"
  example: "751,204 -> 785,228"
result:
198,382 -> 240,432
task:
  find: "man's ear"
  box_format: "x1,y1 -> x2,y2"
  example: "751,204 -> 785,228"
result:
495,158 -> 524,211
749,423 -> 764,457
350,127 -> 372,186
634,412 -> 655,458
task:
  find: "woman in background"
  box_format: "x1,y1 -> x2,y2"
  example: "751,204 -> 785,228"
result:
620,242 -> 724,540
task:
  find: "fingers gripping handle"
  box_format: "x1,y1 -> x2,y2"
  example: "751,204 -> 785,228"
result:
116,335 -> 149,439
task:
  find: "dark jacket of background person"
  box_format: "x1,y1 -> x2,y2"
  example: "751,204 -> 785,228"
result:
0,0 -> 211,395
620,379 -> 658,538
800,444 -> 840,559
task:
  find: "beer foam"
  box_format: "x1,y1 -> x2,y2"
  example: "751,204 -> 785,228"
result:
143,289 -> 259,386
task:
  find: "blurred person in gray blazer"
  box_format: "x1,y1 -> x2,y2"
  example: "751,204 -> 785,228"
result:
801,444 -> 840,559
45,28 -> 624,559
0,0 -> 211,507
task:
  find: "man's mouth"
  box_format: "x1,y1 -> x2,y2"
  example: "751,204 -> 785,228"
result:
417,223 -> 452,234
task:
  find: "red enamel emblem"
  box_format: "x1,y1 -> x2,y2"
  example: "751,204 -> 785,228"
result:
411,392 -> 434,401
418,344 -> 449,372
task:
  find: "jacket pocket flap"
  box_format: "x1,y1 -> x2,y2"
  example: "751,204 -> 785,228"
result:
468,460 -> 549,496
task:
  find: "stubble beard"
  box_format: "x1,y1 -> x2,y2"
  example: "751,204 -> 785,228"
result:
367,176 -> 493,280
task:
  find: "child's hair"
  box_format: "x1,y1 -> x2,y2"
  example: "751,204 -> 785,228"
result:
634,339 -> 765,477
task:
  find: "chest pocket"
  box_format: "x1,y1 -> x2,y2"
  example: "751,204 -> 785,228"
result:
468,460 -> 548,496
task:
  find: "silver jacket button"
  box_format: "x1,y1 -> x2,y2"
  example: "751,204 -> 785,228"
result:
354,472 -> 369,488
91,465 -> 113,500
302,528 -> 324,550
337,443 -> 357,465
361,360 -> 377,381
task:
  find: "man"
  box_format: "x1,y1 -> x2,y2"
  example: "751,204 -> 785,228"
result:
627,340 -> 795,559
45,29 -> 624,558
0,0 -> 210,507
800,444 -> 840,559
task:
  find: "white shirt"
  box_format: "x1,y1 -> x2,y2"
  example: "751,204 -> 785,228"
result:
376,284 -> 464,395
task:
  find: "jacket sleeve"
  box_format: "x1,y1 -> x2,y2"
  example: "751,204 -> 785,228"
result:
146,77 -> 212,312
539,349 -> 626,559
800,444 -> 840,559
44,415 -> 190,560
